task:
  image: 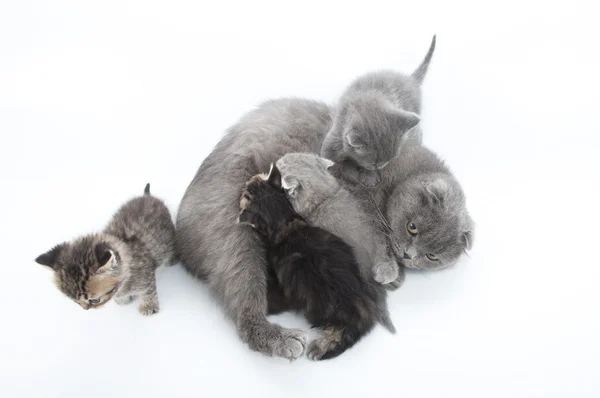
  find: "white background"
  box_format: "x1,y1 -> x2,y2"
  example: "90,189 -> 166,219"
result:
1,1 -> 599,397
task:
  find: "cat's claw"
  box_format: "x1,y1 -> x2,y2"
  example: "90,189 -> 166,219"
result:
373,261 -> 399,284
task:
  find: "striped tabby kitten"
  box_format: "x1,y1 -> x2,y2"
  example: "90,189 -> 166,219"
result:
35,184 -> 176,315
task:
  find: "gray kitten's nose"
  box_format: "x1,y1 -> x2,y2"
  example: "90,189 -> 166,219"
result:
403,251 -> 412,260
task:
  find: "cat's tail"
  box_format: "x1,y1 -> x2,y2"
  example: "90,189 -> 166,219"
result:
309,322 -> 374,361
144,183 -> 151,196
378,311 -> 396,334
411,34 -> 436,85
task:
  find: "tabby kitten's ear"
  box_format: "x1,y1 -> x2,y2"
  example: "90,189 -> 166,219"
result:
35,244 -> 64,269
267,163 -> 282,190
94,243 -> 115,272
237,209 -> 256,229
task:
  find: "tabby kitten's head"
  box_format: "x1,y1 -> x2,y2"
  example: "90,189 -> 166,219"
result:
35,235 -> 124,310
386,173 -> 473,270
238,164 -> 301,243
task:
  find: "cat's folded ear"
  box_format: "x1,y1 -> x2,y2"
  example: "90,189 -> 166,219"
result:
35,244 -> 65,269
267,163 -> 282,190
320,157 -> 335,170
282,175 -> 300,198
94,243 -> 115,272
345,132 -> 365,149
425,178 -> 449,205
462,215 -> 474,251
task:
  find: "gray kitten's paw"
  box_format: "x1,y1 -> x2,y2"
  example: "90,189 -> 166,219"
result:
385,266 -> 406,291
373,260 -> 399,284
272,328 -> 307,360
114,295 -> 136,305
139,302 -> 159,316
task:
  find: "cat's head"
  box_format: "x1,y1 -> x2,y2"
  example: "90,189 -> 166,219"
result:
275,153 -> 337,216
238,164 -> 299,240
386,173 -> 473,270
334,94 -> 421,170
35,235 -> 124,310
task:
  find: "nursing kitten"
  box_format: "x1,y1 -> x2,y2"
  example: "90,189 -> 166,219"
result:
322,35 -> 436,187
35,184 -> 176,315
238,166 -> 395,360
275,152 -> 400,285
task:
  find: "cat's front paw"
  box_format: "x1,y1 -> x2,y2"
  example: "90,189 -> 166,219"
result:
139,301 -> 159,316
358,169 -> 382,188
373,260 -> 399,284
115,295 -> 136,305
385,265 -> 406,291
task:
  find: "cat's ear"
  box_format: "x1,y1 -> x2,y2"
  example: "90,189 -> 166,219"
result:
282,175 -> 300,198
320,158 -> 335,170
267,163 -> 282,190
237,209 -> 254,228
346,132 -> 365,148
35,244 -> 64,269
397,110 -> 421,131
462,230 -> 473,251
94,243 -> 115,272
425,178 -> 449,204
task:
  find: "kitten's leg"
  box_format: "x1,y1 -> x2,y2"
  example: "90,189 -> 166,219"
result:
114,294 -> 137,305
266,274 -> 290,315
385,263 -> 406,291
356,168 -> 382,188
372,243 -> 399,285
138,275 -> 160,316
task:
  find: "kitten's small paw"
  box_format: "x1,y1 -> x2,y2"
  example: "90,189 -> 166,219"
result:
139,302 -> 159,316
273,329 -> 307,361
373,261 -> 399,284
385,265 -> 406,291
115,295 -> 136,305
358,170 -> 382,188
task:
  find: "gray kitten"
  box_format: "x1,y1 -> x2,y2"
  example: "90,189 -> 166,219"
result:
35,184 -> 176,315
275,152 -> 399,285
322,35 -> 436,187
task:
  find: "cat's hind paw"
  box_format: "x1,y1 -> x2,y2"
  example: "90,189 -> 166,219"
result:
139,301 -> 159,316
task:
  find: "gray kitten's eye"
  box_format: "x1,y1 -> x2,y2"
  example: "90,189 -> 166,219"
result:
426,253 -> 438,261
89,298 -> 101,304
407,222 -> 418,235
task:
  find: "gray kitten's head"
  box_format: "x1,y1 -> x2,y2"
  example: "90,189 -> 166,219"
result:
331,93 -> 420,170
35,234 -> 125,310
386,173 -> 473,270
275,153 -> 337,215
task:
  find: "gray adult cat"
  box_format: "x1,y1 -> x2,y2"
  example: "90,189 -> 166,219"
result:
275,152 -> 399,285
322,35 -> 436,187
176,98 -> 473,360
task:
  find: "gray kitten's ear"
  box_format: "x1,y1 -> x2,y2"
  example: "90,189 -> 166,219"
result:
35,244 -> 64,269
425,178 -> 449,204
282,175 -> 300,198
320,158 -> 335,169
346,132 -> 365,148
397,110 -> 421,131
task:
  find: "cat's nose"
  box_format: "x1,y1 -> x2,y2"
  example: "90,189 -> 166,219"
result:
403,251 -> 412,260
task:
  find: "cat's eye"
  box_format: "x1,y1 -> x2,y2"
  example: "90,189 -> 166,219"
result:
426,253 -> 438,261
89,298 -> 101,304
407,222 -> 418,235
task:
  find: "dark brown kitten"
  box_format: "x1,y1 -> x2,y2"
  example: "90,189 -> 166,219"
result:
35,184 -> 176,315
239,165 -> 394,360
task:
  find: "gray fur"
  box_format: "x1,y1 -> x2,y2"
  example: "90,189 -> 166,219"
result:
176,99 -> 331,360
275,152 -> 399,285
35,184 -> 176,315
322,35 -> 436,187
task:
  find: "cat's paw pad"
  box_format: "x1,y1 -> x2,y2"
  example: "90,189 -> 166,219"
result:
373,261 -> 399,284
139,302 -> 159,316
115,295 -> 136,305
273,328 -> 307,361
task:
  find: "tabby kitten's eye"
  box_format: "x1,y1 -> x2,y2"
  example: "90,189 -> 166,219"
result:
407,222 -> 418,235
426,253 -> 438,261
89,298 -> 101,304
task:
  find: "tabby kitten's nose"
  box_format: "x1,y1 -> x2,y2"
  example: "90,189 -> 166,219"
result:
403,251 -> 412,260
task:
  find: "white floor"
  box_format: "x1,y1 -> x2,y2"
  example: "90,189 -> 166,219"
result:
1,1 -> 599,397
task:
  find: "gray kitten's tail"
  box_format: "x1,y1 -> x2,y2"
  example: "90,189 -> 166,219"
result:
379,311 -> 396,334
411,35 -> 436,85
144,183 -> 151,195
